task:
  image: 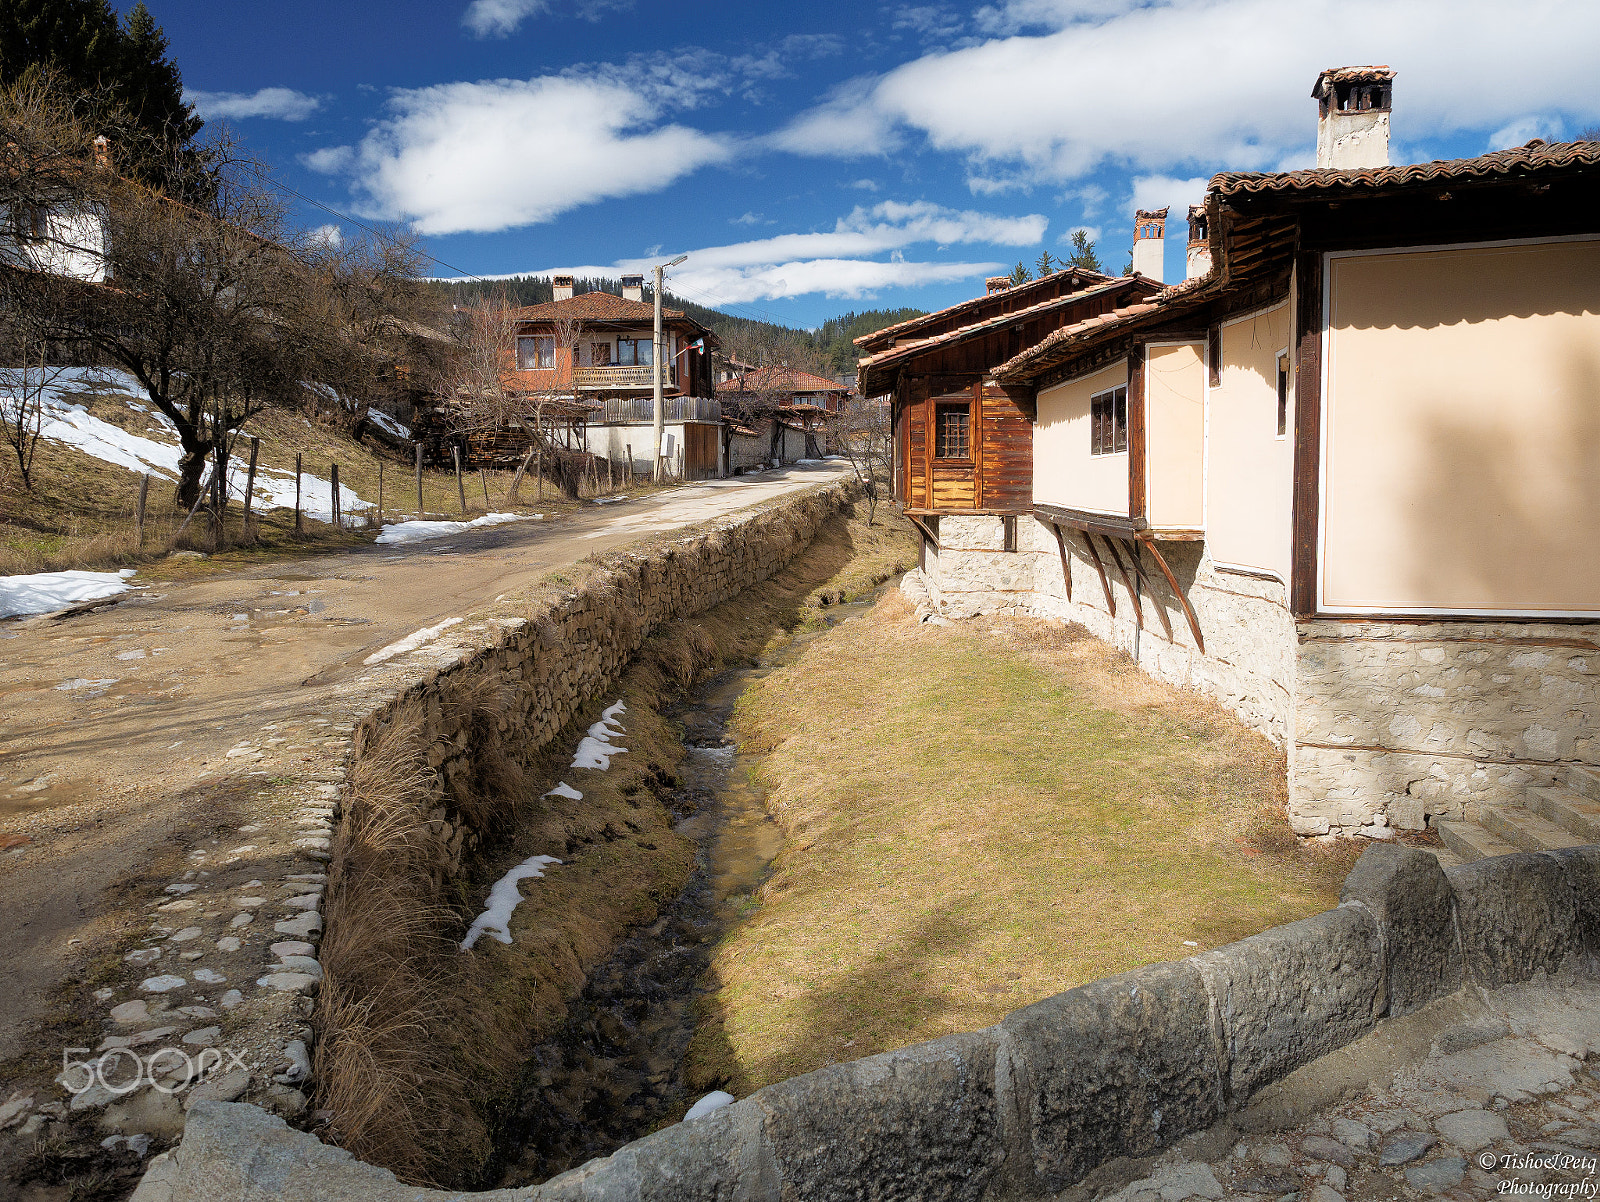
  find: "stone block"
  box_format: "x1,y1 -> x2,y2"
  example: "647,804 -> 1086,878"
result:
999,961 -> 1222,1193
1191,906 -> 1382,1103
1338,844 -> 1462,1015
754,1031 -> 1002,1202
1542,846 -> 1600,961
569,1096 -> 779,1201
1447,852 -> 1584,986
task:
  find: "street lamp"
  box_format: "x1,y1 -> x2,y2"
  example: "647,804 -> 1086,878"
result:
653,254 -> 688,482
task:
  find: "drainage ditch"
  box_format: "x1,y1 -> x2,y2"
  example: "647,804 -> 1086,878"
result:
490,587 -> 890,1187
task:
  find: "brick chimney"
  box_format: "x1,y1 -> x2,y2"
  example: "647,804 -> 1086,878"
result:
1186,204 -> 1212,281
1313,66 -> 1394,170
1131,208 -> 1167,282
621,274 -> 644,302
552,274 -> 575,302
986,276 -> 1012,295
93,134 -> 110,169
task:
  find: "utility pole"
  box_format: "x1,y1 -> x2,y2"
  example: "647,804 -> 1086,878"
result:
652,253 -> 687,482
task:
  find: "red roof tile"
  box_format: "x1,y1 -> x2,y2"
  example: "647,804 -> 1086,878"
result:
511,291 -> 695,325
1212,139 -> 1600,199
854,266 -> 1114,351
717,367 -> 850,395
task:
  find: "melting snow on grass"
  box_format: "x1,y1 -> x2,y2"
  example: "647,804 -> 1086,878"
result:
0,568 -> 137,619
365,409 -> 410,440
544,782 -> 583,801
376,512 -> 540,546
572,701 -> 628,770
1,367 -> 373,522
461,854 -> 562,950
362,617 -> 463,666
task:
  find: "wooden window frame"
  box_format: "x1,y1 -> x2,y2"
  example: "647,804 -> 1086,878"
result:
1275,349 -> 1290,438
616,337 -> 654,367
517,335 -> 554,370
933,400 -> 973,462
1089,384 -> 1128,457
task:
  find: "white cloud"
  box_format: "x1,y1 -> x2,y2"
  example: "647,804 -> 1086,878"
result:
435,199 -> 1041,303
1487,114 -> 1566,151
331,75 -> 733,235
301,145 -> 354,174
731,212 -> 766,225
849,178 -> 880,191
187,87 -> 321,122
778,0 -> 1600,186
462,0 -> 630,36
1126,175 -> 1208,217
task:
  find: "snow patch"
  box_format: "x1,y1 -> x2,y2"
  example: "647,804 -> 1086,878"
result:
365,409 -> 411,440
461,855 -> 562,950
362,617 -> 463,666
592,495 -> 629,505
544,782 -> 583,801
0,568 -> 136,619
376,512 -> 539,546
572,700 -> 628,770
684,1091 -> 735,1121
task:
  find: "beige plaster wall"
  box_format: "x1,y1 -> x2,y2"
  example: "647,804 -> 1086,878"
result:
1034,362 -> 1129,517
1320,237 -> 1600,616
1145,342 -> 1206,531
1205,302 -> 1294,580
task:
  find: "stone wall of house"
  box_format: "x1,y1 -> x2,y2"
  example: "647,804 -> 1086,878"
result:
1288,620 -> 1600,836
728,421 -> 815,473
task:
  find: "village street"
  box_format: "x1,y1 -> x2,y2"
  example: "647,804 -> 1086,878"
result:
0,463 -> 848,1068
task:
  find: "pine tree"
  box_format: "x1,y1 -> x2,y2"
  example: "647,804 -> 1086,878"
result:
1035,249 -> 1056,277
0,0 -> 203,195
1009,261 -> 1032,286
1063,228 -> 1104,274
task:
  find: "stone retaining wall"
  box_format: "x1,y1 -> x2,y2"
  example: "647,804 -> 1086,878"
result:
132,843 -> 1600,1201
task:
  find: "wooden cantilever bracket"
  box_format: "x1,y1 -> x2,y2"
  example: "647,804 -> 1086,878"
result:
907,515 -> 941,551
1100,536 -> 1144,630
1049,522 -> 1072,602
1081,532 -> 1116,617
1138,536 -> 1205,653
1127,540 -> 1174,642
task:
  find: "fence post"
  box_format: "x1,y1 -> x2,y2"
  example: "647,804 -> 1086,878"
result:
507,445 -> 534,503
414,443 -> 423,517
537,451 -> 543,501
294,454 -> 303,534
480,468 -> 490,510
331,462 -> 341,530
242,436 -> 261,541
377,458 -> 385,527
626,443 -> 633,483
453,445 -> 466,514
135,472 -> 150,550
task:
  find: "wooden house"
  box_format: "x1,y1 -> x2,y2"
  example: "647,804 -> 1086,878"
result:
964,69 -> 1600,846
857,268 -> 1162,542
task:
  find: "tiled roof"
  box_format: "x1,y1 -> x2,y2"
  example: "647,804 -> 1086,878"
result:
717,367 -> 850,395
511,291 -> 690,324
861,276 -> 1157,370
1212,139 -> 1600,199
854,266 -> 1114,350
1313,64 -> 1393,91
991,275 -> 1215,384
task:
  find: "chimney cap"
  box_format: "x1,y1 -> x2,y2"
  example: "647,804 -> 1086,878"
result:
986,276 -> 1012,294
620,273 -> 643,286
552,273 -> 575,285
1312,65 -> 1394,99
1134,207 -> 1169,222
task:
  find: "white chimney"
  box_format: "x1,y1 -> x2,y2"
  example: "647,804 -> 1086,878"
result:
552,274 -> 575,302
1186,204 -> 1212,281
1131,208 -> 1167,282
1313,66 -> 1394,170
986,275 -> 1012,295
621,274 -> 644,302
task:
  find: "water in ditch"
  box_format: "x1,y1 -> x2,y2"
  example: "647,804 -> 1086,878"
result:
490,584 -> 892,1188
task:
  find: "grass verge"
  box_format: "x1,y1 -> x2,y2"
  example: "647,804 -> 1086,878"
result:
688,596 -> 1362,1096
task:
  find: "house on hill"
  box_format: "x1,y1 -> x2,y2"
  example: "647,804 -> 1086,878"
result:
508,274 -> 723,478
861,264 -> 1163,562
912,65 -> 1600,847
716,365 -> 852,472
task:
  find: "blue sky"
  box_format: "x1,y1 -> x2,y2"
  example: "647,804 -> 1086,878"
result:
152,0 -> 1600,329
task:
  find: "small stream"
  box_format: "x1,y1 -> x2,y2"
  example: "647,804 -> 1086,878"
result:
491,586 -> 889,1188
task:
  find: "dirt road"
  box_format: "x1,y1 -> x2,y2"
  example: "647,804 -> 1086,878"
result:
0,466 -> 846,1067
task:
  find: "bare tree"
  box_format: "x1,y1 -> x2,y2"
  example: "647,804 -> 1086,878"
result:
834,393 -> 895,525
0,327 -> 73,491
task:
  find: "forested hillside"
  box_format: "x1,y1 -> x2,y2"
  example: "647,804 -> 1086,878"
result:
424,275 -> 924,377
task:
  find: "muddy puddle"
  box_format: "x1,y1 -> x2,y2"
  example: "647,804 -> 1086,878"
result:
491,585 -> 890,1187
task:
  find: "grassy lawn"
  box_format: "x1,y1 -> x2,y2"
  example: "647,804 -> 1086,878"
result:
689,594 -> 1361,1096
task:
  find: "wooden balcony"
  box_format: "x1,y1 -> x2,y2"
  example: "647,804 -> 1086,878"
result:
597,396 -> 721,424
572,365 -> 666,390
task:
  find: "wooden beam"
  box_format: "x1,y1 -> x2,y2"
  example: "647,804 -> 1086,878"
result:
907,514 -> 941,551
1032,502 -> 1148,540
1082,532 -> 1116,617
1127,541 -> 1174,642
1139,536 -> 1205,653
1050,521 -> 1073,603
1126,347 -> 1146,523
1101,535 -> 1144,629
1290,250 -> 1323,617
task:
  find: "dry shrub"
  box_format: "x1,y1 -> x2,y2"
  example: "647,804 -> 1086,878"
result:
443,672 -> 526,836
640,622 -> 720,688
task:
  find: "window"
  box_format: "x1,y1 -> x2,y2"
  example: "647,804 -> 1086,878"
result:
1003,516 -> 1018,553
1090,385 -> 1128,456
517,336 -> 554,370
616,338 -> 653,367
934,402 -> 971,459
1276,352 -> 1290,437
588,342 -> 612,367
